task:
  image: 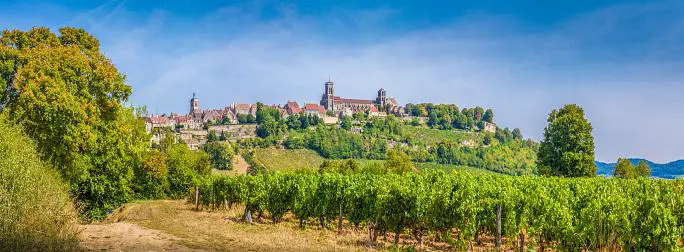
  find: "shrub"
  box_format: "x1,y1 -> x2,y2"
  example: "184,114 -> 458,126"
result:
166,144 -> 211,198
134,150 -> 169,199
0,117 -> 78,250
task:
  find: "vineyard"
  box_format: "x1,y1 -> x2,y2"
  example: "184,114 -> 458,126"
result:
193,171 -> 684,251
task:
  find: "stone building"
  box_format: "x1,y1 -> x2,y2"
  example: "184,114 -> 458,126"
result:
319,78 -> 398,113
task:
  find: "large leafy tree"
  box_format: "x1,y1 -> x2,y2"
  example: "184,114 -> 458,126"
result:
614,158 -> 635,179
0,27 -> 149,218
203,141 -> 235,170
537,104 -> 596,177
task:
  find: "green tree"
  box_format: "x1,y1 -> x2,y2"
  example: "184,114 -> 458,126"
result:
134,150 -> 169,199
159,129 -> 176,152
483,109 -> 494,123
512,128 -> 522,140
385,148 -> 413,174
286,114 -> 302,129
203,141 -> 235,170
636,160 -> 651,177
473,106 -> 484,122
0,27 -> 149,218
537,104 -> 596,177
614,158 -> 635,179
341,115 -> 353,130
207,131 -> 218,142
165,143 -> 211,197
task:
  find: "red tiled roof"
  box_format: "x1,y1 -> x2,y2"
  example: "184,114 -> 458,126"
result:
286,101 -> 301,114
234,103 -> 252,112
146,116 -> 171,124
333,96 -> 374,105
202,110 -> 222,121
304,103 -> 320,111
174,115 -> 190,123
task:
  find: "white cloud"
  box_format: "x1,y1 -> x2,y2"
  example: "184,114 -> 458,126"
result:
2,1 -> 683,163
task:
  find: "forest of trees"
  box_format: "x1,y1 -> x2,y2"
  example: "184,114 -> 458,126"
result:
405,103 -> 494,131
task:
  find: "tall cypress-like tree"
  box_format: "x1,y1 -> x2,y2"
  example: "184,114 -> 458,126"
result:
483,109 -> 494,123
537,104 -> 596,177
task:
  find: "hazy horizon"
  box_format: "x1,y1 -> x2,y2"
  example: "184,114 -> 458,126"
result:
2,0 -> 683,163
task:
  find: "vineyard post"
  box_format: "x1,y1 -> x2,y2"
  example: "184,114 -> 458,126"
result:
496,204 -> 502,250
194,187 -> 200,211
246,208 -> 253,224
337,203 -> 343,231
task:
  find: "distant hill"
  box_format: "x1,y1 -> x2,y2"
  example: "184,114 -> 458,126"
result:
596,159 -> 684,179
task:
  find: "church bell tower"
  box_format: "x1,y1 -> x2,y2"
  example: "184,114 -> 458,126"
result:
189,92 -> 200,117
377,88 -> 386,107
322,77 -> 335,111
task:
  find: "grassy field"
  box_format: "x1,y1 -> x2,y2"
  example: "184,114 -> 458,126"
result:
252,148 -> 325,171
252,148 -> 495,175
402,125 -> 481,147
84,200 -> 513,251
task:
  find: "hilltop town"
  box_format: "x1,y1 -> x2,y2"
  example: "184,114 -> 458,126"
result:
144,79 -> 497,150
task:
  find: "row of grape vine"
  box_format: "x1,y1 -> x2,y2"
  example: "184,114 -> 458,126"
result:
193,172 -> 683,250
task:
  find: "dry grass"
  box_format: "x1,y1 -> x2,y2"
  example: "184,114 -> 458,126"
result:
104,200 -> 371,251
96,200 -> 523,251
0,117 -> 79,251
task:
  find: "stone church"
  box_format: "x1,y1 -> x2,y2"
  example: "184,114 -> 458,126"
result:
320,78 -> 397,113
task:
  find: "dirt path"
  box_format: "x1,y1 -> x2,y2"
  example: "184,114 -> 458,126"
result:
233,153 -> 249,175
79,222 -> 203,251
212,153 -> 250,176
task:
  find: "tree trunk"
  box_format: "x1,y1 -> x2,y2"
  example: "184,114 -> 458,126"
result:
299,218 -> 305,229
475,230 -> 481,245
368,226 -> 373,243
319,216 -> 325,229
194,187 -> 200,211
337,204 -> 343,231
369,224 -> 379,244
224,199 -> 229,210
496,205 -> 502,250
394,231 -> 400,247
519,231 -> 525,251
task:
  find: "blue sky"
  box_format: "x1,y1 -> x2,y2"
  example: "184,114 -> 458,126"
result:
1,0 -> 683,163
